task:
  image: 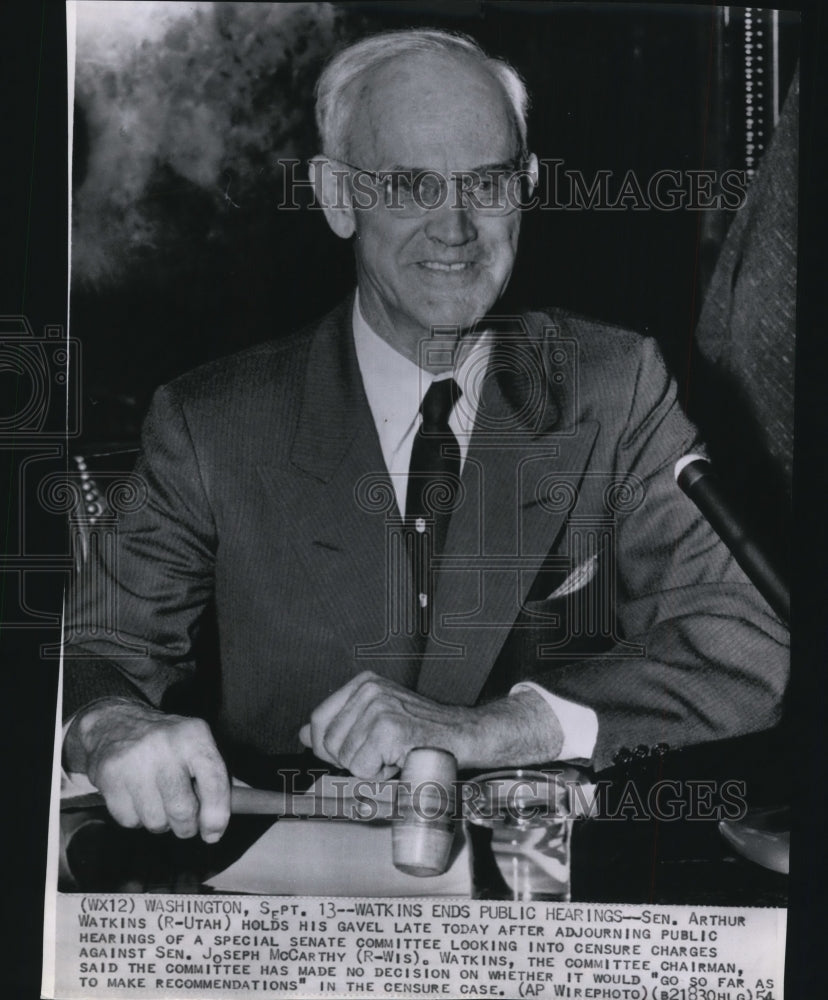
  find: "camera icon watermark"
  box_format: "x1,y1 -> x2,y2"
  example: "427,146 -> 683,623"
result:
415,314 -> 579,441
0,316 -> 81,440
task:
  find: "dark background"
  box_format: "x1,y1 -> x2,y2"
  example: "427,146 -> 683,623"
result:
0,3 -> 825,998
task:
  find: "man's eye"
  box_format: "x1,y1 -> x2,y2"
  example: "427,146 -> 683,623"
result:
388,174 -> 415,200
415,176 -> 443,203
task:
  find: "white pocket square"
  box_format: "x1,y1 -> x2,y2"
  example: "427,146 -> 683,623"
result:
546,554 -> 598,599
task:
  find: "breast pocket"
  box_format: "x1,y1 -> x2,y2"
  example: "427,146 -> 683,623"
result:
523,554 -> 599,612
518,552 -> 617,662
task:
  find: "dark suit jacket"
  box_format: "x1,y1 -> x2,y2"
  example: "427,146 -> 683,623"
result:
63,299 -> 788,771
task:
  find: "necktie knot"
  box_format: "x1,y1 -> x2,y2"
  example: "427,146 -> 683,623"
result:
420,378 -> 461,433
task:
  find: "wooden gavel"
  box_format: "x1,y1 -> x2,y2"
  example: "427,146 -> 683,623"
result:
61,747 -> 459,882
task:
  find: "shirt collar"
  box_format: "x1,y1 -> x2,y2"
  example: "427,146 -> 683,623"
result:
351,291 -> 492,455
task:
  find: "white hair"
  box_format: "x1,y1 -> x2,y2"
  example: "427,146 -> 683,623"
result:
314,28 -> 530,161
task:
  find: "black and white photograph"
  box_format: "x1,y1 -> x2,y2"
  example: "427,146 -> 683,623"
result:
1,2 -> 825,998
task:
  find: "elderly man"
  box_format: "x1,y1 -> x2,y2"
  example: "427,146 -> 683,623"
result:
63,29 -> 788,843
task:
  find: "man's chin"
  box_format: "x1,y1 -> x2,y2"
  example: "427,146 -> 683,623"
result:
415,296 -> 500,338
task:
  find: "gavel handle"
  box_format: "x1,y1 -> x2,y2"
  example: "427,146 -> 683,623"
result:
230,787 -> 345,816
61,786 -> 394,820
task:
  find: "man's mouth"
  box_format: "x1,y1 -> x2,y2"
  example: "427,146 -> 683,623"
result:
419,261 -> 473,272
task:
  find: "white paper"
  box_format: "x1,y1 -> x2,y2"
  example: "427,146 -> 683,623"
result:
206,819 -> 470,896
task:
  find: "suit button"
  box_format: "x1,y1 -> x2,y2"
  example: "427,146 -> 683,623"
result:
633,744 -> 649,759
613,747 -> 633,765
652,743 -> 670,757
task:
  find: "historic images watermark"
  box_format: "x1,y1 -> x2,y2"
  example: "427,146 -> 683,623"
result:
277,158 -> 749,213
0,315 -> 152,654
268,772 -> 748,824
0,316 -> 80,442
0,316 -> 86,643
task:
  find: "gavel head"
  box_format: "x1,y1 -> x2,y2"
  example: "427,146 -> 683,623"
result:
392,747 -> 458,877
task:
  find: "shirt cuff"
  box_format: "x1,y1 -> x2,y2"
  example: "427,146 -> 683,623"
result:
509,681 -> 598,763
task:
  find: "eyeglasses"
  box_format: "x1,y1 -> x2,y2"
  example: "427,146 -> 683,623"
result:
329,157 -> 536,217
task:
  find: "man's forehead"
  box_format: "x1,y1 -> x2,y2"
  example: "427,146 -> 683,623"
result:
348,50 -> 518,167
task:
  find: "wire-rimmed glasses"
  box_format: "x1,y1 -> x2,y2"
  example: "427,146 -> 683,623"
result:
328,157 -> 536,217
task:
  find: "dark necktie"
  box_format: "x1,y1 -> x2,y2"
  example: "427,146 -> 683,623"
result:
405,377 -> 462,638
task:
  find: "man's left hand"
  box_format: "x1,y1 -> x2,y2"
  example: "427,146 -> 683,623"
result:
299,671 -> 564,779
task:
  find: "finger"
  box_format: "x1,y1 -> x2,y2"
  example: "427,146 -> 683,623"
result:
333,698 -> 401,771
319,679 -> 387,765
319,672 -> 405,765
346,727 -> 406,780
156,767 -> 200,839
308,691 -> 355,761
306,736 -> 338,767
91,756 -> 143,828
129,779 -> 170,834
307,672 -> 380,762
190,746 -> 231,843
100,785 -> 142,829
343,733 -> 383,780
301,718 -> 339,766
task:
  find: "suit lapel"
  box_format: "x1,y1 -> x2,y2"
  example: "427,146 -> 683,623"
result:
417,321 -> 600,705
258,301 -> 419,687
257,302 -> 600,701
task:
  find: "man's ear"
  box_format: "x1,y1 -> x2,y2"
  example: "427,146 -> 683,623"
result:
309,156 -> 356,239
526,152 -> 539,192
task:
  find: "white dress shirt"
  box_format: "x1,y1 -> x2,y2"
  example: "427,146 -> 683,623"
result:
351,293 -> 598,763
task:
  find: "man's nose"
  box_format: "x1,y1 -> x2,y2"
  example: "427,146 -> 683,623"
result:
423,193 -> 478,246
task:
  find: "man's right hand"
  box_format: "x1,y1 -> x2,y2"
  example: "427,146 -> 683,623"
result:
64,698 -> 230,843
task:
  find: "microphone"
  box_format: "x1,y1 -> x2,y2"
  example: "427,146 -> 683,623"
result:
674,455 -> 789,624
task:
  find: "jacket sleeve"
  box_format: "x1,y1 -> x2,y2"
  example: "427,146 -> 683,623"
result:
524,336 -> 789,772
62,385 -> 217,720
